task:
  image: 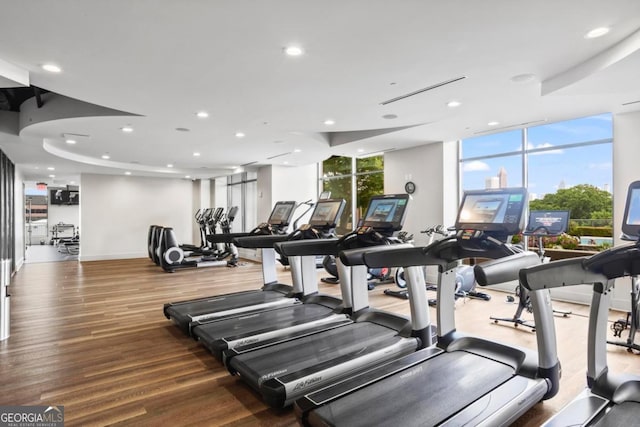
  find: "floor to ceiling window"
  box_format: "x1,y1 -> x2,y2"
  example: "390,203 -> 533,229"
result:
226,172 -> 257,233
319,155 -> 384,235
460,113 -> 613,240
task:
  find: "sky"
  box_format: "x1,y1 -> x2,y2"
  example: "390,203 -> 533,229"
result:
461,113 -> 613,198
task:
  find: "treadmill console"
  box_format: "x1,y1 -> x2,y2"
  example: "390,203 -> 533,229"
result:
622,180 -> 640,241
267,201 -> 297,233
307,199 -> 346,231
455,187 -> 527,241
360,194 -> 410,235
524,210 -> 569,237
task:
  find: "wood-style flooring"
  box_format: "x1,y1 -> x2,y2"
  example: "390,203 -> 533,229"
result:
1,257 -> 638,426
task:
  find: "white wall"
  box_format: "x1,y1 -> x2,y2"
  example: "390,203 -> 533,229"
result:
384,142 -> 458,246
80,173 -> 193,261
256,164 -> 316,228
257,166 -> 273,224
13,166 -> 24,270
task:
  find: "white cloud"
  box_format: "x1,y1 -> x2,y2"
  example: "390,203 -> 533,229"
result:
462,160 -> 490,172
588,162 -> 612,170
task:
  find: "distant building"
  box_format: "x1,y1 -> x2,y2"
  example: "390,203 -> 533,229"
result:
603,183 -> 610,193
558,179 -> 566,190
498,167 -> 508,188
485,176 -> 499,189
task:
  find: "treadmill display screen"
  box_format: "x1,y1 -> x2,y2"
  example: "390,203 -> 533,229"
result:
268,201 -> 296,225
524,211 -> 569,236
361,194 -> 409,231
622,181 -> 640,239
309,199 -> 346,228
455,188 -> 527,235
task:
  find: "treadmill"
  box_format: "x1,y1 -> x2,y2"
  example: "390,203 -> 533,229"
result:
190,198 -> 348,359
539,180 -> 640,426
227,194 -> 431,408
163,201 -> 297,335
297,187 -> 563,426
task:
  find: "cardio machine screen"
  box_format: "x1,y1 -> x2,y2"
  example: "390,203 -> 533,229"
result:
309,199 -> 346,228
524,211 -> 569,236
455,188 -> 527,235
268,201 -> 296,226
622,181 -> 640,240
361,194 -> 409,231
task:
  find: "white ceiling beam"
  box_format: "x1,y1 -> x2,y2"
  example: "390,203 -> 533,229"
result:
542,27 -> 640,95
0,58 -> 29,88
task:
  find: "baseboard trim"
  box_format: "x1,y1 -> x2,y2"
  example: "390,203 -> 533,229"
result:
79,252 -> 147,262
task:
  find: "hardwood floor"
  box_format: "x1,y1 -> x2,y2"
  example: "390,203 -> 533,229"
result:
1,257 -> 637,426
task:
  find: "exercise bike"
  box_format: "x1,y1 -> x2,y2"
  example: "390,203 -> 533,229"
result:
490,210 -> 572,332
320,228 -> 410,290
385,225 -> 491,306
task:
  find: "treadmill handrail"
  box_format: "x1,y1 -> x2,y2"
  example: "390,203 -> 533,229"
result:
274,238 -> 341,257
339,243 -> 414,267
359,245 -> 452,271
474,252 -> 541,286
519,257 -> 609,292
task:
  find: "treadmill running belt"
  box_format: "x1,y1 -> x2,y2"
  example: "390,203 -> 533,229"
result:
593,401 -> 640,427
309,351 -> 514,427
166,290 -> 288,326
229,322 -> 400,386
192,303 -> 339,357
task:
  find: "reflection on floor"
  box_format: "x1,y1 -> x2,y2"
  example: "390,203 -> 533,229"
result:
24,244 -> 78,263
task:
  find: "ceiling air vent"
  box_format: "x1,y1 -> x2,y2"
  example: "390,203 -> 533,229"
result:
266,152 -> 292,160
622,100 -> 640,106
380,76 -> 466,105
240,161 -> 257,167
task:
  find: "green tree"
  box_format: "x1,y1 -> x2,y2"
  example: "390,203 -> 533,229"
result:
529,184 -> 612,220
321,155 -> 384,233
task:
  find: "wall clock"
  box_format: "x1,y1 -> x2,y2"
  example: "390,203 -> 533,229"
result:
404,181 -> 416,194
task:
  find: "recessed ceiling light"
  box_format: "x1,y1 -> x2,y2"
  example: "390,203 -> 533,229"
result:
235,132 -> 245,138
230,165 -> 239,169
487,121 -> 500,126
324,119 -> 335,126
47,167 -> 55,171
357,148 -> 365,153
42,64 -> 62,73
124,171 -> 132,175
382,114 -> 398,120
167,164 -> 174,168
34,166 -> 39,170
196,111 -> 209,118
48,174 -> 55,178
185,175 -> 191,179
102,154 -> 110,160
193,152 -> 201,157
585,27 -> 610,39
447,100 -> 461,108
293,148 -> 302,153
283,161 -> 289,165
121,126 -> 134,133
65,139 -> 77,144
510,73 -> 536,83
284,46 -> 304,56
70,181 -> 75,184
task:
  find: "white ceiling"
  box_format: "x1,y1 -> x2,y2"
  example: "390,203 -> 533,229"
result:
1,0 -> 640,185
